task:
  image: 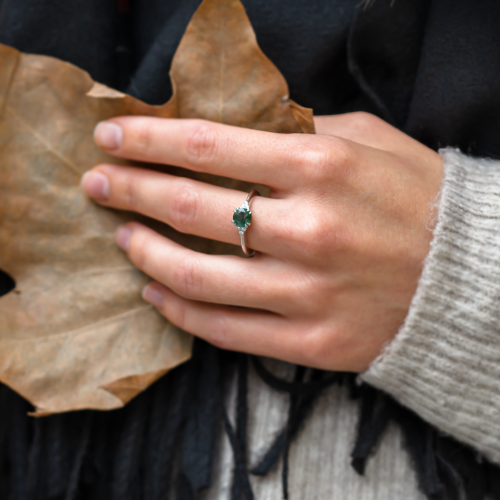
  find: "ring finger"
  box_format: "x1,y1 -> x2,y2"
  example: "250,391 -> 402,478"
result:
82,163 -> 292,256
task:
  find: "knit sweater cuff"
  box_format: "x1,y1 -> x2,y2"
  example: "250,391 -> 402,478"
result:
361,147 -> 500,464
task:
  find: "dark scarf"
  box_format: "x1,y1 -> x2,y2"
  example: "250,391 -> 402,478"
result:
1,0 -> 500,498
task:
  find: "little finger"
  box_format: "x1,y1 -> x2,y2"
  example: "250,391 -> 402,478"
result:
143,282 -> 305,363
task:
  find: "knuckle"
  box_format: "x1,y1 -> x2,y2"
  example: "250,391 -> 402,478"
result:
123,174 -> 140,211
299,324 -> 345,366
278,211 -> 350,258
185,121 -> 220,167
172,258 -> 203,298
289,136 -> 355,183
350,111 -> 384,131
168,299 -> 188,331
128,230 -> 149,270
297,324 -> 329,364
320,217 -> 352,254
286,274 -> 325,314
204,316 -> 233,350
301,214 -> 325,245
133,121 -> 155,156
274,217 -> 311,252
169,179 -> 199,232
289,138 -> 331,179
326,137 -> 355,180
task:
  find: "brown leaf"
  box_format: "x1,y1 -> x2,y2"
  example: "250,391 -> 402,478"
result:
0,0 -> 314,414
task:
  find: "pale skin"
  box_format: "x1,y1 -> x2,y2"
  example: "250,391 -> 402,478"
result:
81,112 -> 443,372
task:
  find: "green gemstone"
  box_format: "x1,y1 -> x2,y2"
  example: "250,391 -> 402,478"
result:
233,207 -> 252,228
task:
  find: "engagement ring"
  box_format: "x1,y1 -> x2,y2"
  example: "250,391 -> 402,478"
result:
232,189 -> 260,257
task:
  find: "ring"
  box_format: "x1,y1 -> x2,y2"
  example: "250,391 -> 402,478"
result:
232,189 -> 260,257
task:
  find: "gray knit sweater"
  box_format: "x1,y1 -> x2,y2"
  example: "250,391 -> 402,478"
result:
204,148 -> 500,499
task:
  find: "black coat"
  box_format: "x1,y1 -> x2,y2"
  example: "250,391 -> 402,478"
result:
1,1 -> 500,499
1,0 -> 499,156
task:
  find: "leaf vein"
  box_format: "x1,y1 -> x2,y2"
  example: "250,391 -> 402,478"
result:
6,106 -> 81,175
2,304 -> 156,342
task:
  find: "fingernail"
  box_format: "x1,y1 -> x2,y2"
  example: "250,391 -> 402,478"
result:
115,225 -> 131,251
81,171 -> 110,200
94,121 -> 122,150
142,284 -> 164,308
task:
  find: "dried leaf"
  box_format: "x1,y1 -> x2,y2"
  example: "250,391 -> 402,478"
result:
0,0 -> 314,414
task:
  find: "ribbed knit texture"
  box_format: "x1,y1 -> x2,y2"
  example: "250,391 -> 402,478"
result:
205,360 -> 424,500
362,147 -> 500,466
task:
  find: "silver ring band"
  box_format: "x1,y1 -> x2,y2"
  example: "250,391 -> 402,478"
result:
232,189 -> 260,257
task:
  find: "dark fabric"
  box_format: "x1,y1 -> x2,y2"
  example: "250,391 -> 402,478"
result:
2,0 -> 500,155
1,1 -> 500,499
350,0 -> 500,157
0,0 -> 119,86
0,0 -> 361,111
348,0 -> 432,126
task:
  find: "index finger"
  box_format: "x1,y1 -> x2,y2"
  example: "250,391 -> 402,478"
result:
94,117 -> 314,191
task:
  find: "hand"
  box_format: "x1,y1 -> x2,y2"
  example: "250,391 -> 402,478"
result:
81,112 -> 443,372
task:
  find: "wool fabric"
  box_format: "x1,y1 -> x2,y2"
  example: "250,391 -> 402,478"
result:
363,148 -> 500,466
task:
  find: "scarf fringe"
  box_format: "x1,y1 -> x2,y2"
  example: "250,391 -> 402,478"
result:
0,340 -> 498,500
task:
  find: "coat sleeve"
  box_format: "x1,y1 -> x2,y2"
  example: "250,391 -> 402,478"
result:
361,147 -> 500,465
